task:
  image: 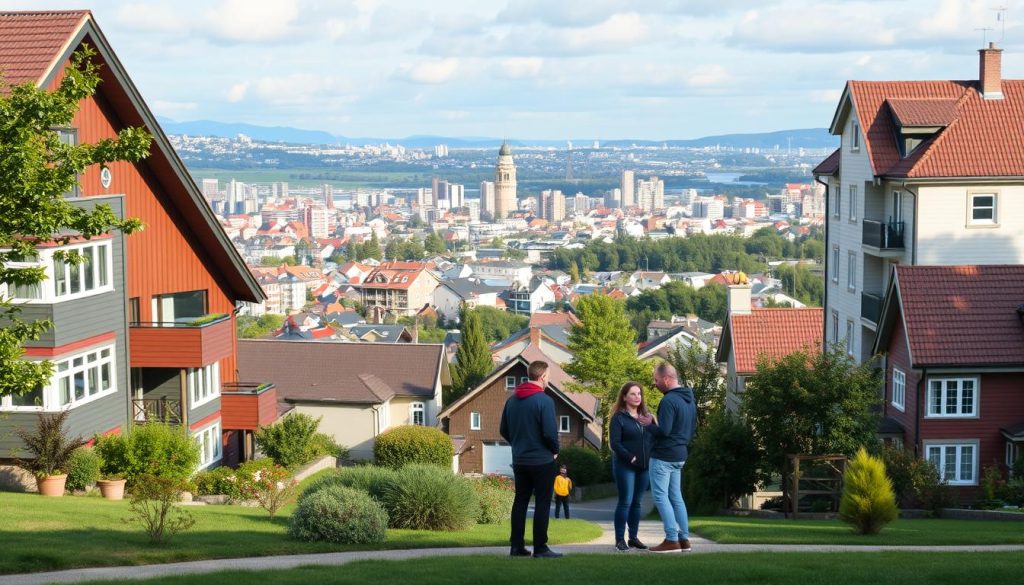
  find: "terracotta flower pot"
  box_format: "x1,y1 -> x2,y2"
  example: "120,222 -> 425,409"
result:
36,474 -> 68,497
97,478 -> 127,500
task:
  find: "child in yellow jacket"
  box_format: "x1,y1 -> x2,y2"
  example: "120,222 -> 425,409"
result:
553,464 -> 573,519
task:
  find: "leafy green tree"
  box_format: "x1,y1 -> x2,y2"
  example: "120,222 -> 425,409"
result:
294,238 -> 312,265
775,263 -> 824,307
568,262 -> 580,284
474,306 -> 528,343
1,46 -> 151,399
684,410 -> 762,513
424,231 -> 446,255
362,232 -> 382,261
666,341 -> 725,428
565,294 -> 651,418
742,344 -> 882,486
237,314 -> 286,338
408,214 -> 426,228
448,306 -> 494,405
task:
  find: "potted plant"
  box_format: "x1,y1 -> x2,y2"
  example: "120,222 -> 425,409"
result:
16,410 -> 86,497
96,474 -> 127,500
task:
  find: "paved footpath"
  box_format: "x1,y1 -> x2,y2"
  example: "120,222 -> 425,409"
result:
5,496 -> 1024,585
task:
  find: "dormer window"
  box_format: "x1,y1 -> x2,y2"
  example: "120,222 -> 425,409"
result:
887,98 -> 958,158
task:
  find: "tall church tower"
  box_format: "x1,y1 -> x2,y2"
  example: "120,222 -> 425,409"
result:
494,142 -> 517,219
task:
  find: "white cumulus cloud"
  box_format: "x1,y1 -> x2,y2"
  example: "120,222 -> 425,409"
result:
398,58 -> 460,84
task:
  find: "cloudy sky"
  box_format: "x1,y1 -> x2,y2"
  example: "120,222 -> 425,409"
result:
3,0 -> 1021,139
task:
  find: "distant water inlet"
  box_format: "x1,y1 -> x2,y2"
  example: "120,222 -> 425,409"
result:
703,172 -> 768,186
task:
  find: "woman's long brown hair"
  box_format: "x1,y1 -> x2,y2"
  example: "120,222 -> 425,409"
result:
610,381 -> 649,419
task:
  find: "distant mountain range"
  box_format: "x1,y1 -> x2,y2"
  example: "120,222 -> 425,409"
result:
155,117 -> 837,150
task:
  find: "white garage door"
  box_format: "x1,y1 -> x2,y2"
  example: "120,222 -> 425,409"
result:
483,442 -> 514,476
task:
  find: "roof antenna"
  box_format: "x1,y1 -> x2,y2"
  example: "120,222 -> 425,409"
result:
975,26 -> 993,46
994,6 -> 1008,43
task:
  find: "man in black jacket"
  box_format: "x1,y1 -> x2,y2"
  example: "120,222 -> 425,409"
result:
499,360 -> 563,558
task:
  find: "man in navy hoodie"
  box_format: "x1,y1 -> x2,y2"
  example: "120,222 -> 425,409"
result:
499,360 -> 562,558
643,362 -> 697,553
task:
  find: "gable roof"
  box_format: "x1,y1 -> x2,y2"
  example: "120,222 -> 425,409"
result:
832,79 -> 1024,179
238,340 -> 447,404
812,148 -> 840,176
875,265 -> 1024,367
717,308 -> 823,374
0,10 -> 264,302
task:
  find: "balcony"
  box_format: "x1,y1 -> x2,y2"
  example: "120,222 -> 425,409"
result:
129,314 -> 233,368
861,292 -> 883,326
220,382 -> 278,431
132,397 -> 183,425
862,219 -> 905,254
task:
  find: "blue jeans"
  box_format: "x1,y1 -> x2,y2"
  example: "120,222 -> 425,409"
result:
649,457 -> 688,541
612,460 -> 650,542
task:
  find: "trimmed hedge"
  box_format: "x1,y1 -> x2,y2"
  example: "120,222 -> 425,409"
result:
288,485 -> 388,544
66,447 -> 102,492
381,464 -> 478,531
193,466 -> 242,500
302,465 -> 399,503
558,446 -> 605,486
374,425 -> 453,470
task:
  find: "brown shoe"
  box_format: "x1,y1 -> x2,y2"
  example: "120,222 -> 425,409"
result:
649,539 -> 682,553
679,538 -> 692,552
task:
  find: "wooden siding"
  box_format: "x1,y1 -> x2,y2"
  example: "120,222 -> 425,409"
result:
884,318 -> 918,443
0,392 -> 125,457
446,362 -> 592,475
190,396 -> 221,429
129,317 -> 233,368
139,368 -> 180,401
221,387 -> 278,430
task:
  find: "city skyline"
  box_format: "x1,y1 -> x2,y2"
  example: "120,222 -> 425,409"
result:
0,0 -> 1020,139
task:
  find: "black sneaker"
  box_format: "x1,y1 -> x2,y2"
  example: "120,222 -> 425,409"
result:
510,547 -> 532,557
615,540 -> 629,552
627,538 -> 648,550
533,548 -> 564,558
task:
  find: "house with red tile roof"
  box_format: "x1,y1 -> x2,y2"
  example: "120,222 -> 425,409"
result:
814,43 -> 1024,365
872,265 -> 1024,501
359,261 -> 440,317
716,284 -> 823,413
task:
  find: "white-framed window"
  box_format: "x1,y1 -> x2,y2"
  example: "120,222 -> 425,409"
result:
968,193 -> 997,225
847,252 -> 856,292
845,320 -> 855,356
925,441 -> 978,485
1,343 -> 119,412
831,246 -> 840,284
926,377 -> 978,418
187,361 -> 220,409
520,376 -> 529,385
505,376 -> 517,390
378,401 -> 391,432
848,184 -> 858,221
0,384 -> 45,411
194,421 -> 222,468
470,411 -> 481,430
1006,442 -> 1019,472
5,240 -> 113,303
559,416 -> 570,433
410,402 -> 425,426
833,187 -> 842,219
892,368 -> 906,411
831,310 -> 840,345
851,121 -> 861,151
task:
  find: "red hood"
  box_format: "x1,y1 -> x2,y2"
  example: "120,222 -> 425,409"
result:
514,381 -> 545,399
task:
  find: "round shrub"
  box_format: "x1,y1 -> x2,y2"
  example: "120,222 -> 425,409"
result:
381,464 -> 478,531
194,466 -> 242,499
288,485 -> 388,544
472,474 -> 515,525
558,446 -> 604,486
94,423 -> 200,488
302,465 -> 399,503
66,447 -> 102,492
374,425 -> 453,470
255,412 -> 322,470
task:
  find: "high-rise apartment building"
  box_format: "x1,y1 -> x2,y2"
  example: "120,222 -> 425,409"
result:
621,170 -> 635,208
479,181 -> 496,217
494,143 -> 518,219
201,178 -> 219,198
637,176 -> 665,211
449,184 -> 465,209
541,189 -> 566,222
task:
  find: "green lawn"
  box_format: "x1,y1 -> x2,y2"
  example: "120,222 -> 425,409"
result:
690,516 -> 1024,545
78,552 -> 1024,585
0,491 -> 601,575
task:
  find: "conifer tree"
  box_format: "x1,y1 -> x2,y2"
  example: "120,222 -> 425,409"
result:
448,306 -> 494,405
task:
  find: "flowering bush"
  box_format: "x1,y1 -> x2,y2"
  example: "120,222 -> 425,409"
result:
236,459 -> 298,518
472,474 -> 515,524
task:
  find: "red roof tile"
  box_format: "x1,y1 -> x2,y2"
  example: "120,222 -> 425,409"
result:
893,265 -> 1024,367
529,311 -> 580,328
846,79 -> 1024,178
729,308 -> 823,373
887,97 -> 959,127
0,11 -> 88,89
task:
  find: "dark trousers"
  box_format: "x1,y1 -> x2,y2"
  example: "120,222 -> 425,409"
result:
554,495 -> 570,519
510,461 -> 558,550
613,459 -> 650,541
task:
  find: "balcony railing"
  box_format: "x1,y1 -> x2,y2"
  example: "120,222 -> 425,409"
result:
129,314 -> 233,368
862,219 -> 905,250
861,292 -> 883,325
132,398 -> 183,424
221,382 -> 278,430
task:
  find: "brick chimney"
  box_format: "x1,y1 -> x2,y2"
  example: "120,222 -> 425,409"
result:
726,284 -> 752,317
979,42 -> 1004,100
529,326 -> 542,348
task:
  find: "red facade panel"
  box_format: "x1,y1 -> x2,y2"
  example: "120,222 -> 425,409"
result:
128,317 -> 233,368
221,387 -> 278,431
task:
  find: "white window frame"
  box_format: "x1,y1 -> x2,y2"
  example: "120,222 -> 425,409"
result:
851,121 -> 861,152
926,377 -> 979,418
2,342 -> 119,412
559,415 -> 570,434
470,411 -> 481,431
968,192 -> 997,226
5,240 -> 113,303
925,441 -> 978,486
845,319 -> 855,357
831,246 -> 840,284
848,184 -> 858,222
892,368 -> 906,412
194,420 -> 222,469
833,187 -> 841,219
847,252 -> 857,292
505,376 -> 517,390
521,376 -> 529,385
831,310 -> 840,346
410,401 -> 425,426
187,361 -> 220,409
1006,442 -> 1019,472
